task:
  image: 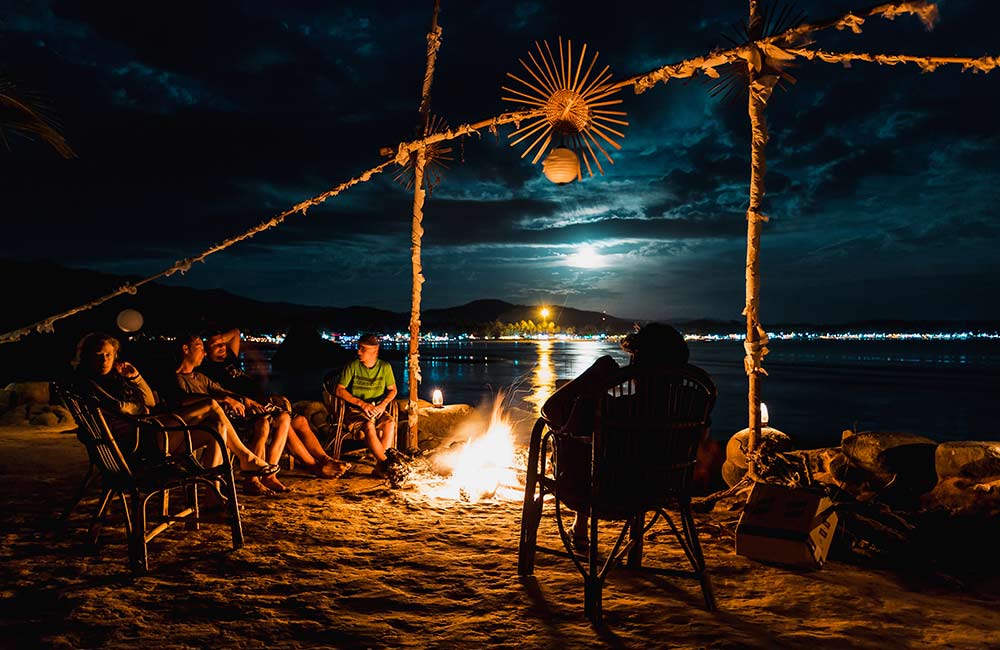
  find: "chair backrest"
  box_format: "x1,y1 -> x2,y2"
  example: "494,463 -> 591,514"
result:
591,364 -> 716,517
52,382 -> 136,488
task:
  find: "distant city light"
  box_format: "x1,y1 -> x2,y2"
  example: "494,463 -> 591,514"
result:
238,330 -> 999,345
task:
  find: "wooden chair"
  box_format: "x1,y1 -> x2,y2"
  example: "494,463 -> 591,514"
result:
321,369 -> 398,460
517,365 -> 717,623
53,382 -> 244,575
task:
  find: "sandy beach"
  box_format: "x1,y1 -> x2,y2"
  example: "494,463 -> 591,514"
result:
2,420 -> 999,650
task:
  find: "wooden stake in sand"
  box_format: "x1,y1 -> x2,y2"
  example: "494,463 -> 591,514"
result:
743,0 -> 771,478
407,0 -> 443,451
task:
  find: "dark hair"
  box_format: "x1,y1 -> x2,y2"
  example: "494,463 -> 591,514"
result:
358,333 -> 380,347
620,322 -> 689,366
72,332 -> 120,371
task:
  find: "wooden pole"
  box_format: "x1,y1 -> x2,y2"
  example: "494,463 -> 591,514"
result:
745,0 -> 767,476
406,0 -> 442,451
408,147 -> 427,451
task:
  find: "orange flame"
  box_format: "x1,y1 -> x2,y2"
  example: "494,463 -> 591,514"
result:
418,394 -> 522,502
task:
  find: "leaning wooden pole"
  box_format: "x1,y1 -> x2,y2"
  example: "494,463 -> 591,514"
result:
406,0 -> 443,451
744,0 -> 770,477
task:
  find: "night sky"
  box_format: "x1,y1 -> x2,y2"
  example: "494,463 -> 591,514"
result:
2,0 -> 999,323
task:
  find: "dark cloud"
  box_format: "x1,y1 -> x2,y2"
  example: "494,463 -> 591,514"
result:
1,0 -> 999,321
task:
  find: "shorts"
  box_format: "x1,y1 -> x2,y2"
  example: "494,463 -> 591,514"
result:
342,405 -> 394,438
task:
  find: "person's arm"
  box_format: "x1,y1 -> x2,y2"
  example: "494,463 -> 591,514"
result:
375,384 -> 397,415
335,383 -> 374,413
116,361 -> 156,409
220,328 -> 241,357
205,375 -> 247,417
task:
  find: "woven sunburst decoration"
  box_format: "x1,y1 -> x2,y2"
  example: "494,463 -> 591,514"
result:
393,114 -> 454,194
502,37 -> 628,182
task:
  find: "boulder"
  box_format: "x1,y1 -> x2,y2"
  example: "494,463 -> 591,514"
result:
49,404 -> 75,425
407,404 -> 477,450
0,407 -> 29,426
30,411 -> 59,426
0,388 -> 15,411
935,441 -> 1000,482
726,427 -> 793,469
291,400 -> 329,432
841,430 -> 938,499
722,459 -> 747,488
5,381 -> 51,406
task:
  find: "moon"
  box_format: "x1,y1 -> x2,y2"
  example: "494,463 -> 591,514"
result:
567,244 -> 604,269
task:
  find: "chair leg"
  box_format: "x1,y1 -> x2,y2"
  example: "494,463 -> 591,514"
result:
88,488 -> 115,546
585,514 -> 602,623
223,468 -> 245,550
129,491 -> 149,575
186,482 -> 200,531
60,464 -> 97,522
517,477 -> 542,575
680,502 -> 716,611
626,513 -> 645,569
518,419 -> 546,576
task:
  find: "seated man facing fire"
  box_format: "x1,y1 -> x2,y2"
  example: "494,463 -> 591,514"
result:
334,333 -> 402,478
201,327 -> 351,479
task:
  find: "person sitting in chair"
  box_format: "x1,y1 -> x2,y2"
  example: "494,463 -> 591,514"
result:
201,327 -> 351,479
70,332 -> 278,480
169,333 -> 292,496
541,322 -> 708,547
334,333 -> 400,478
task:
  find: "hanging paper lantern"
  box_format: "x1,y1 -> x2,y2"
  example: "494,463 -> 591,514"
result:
116,308 -> 144,333
542,148 -> 580,184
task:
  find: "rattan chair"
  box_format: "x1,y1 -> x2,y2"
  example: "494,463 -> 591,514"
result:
53,382 -> 244,575
517,364 -> 717,623
321,369 -> 398,460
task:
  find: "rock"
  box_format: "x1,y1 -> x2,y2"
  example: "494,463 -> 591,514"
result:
5,381 -> 51,405
0,388 -> 15,411
49,404 -> 75,425
291,400 -> 329,431
408,404 -> 477,450
722,460 -> 747,488
935,441 -> 1000,482
0,407 -> 29,426
726,427 -> 793,469
920,476 -> 1000,517
841,430 -> 938,500
30,412 -> 59,426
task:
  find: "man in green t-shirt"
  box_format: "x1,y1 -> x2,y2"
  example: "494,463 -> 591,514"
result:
335,333 -> 398,477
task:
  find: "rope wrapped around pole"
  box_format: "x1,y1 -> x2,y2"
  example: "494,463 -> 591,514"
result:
407,0 -> 442,451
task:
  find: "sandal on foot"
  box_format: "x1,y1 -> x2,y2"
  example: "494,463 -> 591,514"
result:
242,463 -> 280,477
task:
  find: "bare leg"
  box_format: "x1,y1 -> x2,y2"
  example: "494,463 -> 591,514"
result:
286,415 -> 351,476
364,420 -> 387,463
261,413 -> 292,492
378,420 -> 396,454
175,399 -> 272,472
286,426 -> 317,468
249,418 -> 270,460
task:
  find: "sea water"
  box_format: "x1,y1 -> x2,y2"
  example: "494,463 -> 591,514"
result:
262,339 -> 1000,447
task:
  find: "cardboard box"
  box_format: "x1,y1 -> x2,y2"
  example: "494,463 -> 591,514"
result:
735,482 -> 838,568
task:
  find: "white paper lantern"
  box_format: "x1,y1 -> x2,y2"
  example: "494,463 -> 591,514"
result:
116,308 -> 144,333
542,147 -> 580,184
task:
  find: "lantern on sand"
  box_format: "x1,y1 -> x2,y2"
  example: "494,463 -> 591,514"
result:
431,389 -> 444,408
116,309 -> 144,333
542,148 -> 581,184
